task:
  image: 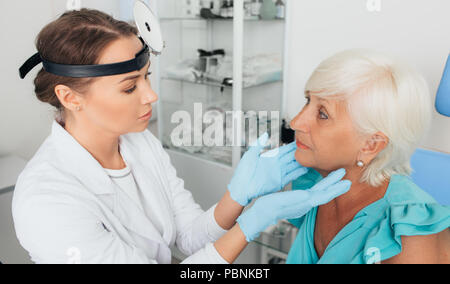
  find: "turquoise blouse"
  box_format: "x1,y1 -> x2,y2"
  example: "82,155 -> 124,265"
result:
286,169 -> 450,264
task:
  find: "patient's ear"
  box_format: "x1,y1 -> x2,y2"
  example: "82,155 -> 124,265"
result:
360,132 -> 389,160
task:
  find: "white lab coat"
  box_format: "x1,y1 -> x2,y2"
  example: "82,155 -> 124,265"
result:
12,120 -> 229,264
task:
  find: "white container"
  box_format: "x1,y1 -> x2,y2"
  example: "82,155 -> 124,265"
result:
251,0 -> 262,16
181,0 -> 200,18
212,0 -> 221,15
276,0 -> 285,19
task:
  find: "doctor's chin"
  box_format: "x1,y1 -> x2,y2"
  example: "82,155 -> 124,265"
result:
0,0 -> 448,270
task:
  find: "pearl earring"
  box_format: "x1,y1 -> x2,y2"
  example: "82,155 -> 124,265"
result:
357,161 -> 365,167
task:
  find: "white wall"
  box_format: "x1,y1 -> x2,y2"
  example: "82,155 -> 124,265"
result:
0,0 -> 122,264
0,0 -> 121,160
284,0 -> 450,154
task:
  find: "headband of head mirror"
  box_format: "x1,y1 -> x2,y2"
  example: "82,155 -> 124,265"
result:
19,37 -> 150,79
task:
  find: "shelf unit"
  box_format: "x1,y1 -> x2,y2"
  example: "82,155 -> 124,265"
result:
154,0 -> 290,169
149,0 -> 291,263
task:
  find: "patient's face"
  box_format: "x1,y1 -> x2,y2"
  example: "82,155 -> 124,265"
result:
290,94 -> 363,173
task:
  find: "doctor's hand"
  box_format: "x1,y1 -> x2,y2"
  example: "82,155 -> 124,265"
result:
228,133 -> 308,207
236,168 -> 351,242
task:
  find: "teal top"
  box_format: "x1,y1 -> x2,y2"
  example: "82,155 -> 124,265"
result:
286,170 -> 450,264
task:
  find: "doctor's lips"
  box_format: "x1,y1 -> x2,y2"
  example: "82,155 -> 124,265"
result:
296,137 -> 311,150
139,109 -> 152,120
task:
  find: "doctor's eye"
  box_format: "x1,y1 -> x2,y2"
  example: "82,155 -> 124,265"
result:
145,72 -> 152,79
124,85 -> 137,94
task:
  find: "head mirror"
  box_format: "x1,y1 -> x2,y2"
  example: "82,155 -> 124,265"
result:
134,0 -> 164,56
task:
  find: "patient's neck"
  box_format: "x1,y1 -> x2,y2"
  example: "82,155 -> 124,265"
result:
315,167 -> 390,221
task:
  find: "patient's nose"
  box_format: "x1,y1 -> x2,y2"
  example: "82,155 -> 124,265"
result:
290,109 -> 310,133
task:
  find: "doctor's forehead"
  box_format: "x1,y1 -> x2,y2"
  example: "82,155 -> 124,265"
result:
97,36 -> 143,65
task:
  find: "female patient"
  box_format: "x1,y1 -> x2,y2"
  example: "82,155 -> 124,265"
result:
287,49 -> 450,264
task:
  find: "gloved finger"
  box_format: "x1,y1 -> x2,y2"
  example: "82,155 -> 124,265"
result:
283,159 -> 303,174
261,141 -> 297,159
309,168 -> 346,192
282,167 -> 308,187
260,146 -> 280,158
323,180 -> 352,196
309,180 -> 351,207
280,148 -> 299,165
270,190 -> 314,219
249,132 -> 269,153
277,141 -> 298,158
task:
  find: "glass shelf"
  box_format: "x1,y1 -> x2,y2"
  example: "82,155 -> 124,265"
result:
161,76 -> 283,89
163,143 -> 234,167
161,76 -> 231,89
253,220 -> 299,256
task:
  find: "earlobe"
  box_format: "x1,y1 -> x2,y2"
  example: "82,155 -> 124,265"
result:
357,133 -> 389,167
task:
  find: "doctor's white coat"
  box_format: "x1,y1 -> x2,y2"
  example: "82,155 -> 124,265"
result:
12,121 -> 229,264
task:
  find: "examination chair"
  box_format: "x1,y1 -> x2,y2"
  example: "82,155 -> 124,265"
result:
410,54 -> 450,206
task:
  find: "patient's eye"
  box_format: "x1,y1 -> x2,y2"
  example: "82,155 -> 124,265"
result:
319,108 -> 329,120
305,97 -> 311,105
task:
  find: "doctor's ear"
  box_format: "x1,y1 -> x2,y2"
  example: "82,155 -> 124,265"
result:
54,84 -> 83,112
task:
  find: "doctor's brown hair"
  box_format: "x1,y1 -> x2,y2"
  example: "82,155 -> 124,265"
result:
34,8 -> 138,113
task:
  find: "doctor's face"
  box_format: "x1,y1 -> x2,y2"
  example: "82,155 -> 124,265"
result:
75,36 -> 158,135
290,94 -> 363,173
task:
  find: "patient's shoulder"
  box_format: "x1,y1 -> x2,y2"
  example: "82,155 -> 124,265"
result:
385,174 -> 438,205
382,228 -> 450,264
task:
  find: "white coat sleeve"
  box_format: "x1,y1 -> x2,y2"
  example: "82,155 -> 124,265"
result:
13,192 -> 157,264
146,131 -> 229,263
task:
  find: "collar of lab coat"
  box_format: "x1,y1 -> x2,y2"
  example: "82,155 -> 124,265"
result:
50,120 -> 174,250
51,120 -> 115,195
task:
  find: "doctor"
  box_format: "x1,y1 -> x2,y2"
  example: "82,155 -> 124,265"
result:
13,7 -> 351,264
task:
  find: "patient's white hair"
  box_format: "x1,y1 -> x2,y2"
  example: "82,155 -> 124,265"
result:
305,49 -> 432,187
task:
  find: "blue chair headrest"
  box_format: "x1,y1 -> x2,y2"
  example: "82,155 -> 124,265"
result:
436,54 -> 450,117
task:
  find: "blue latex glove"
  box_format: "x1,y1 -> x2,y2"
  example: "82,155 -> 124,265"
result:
237,168 -> 351,242
228,133 -> 308,206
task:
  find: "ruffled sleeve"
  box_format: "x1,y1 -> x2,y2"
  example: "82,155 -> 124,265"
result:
363,202 -> 450,263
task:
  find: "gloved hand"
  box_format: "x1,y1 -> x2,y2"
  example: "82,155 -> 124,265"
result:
228,133 -> 308,207
237,168 -> 351,242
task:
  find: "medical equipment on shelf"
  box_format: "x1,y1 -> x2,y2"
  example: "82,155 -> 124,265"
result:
162,106 -> 281,165
164,53 -> 282,89
19,0 -> 164,79
257,220 -> 298,264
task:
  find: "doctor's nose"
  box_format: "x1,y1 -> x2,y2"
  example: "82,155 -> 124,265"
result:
141,84 -> 158,105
